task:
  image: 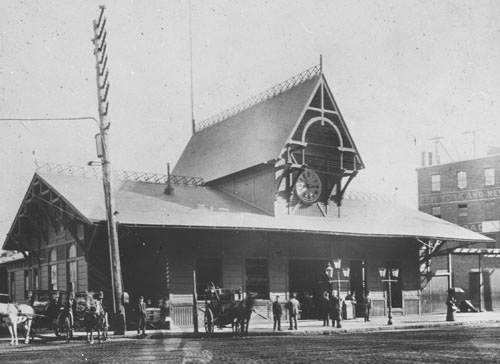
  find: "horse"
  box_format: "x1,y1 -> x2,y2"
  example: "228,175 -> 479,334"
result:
83,292 -> 108,344
232,292 -> 257,338
0,302 -> 35,346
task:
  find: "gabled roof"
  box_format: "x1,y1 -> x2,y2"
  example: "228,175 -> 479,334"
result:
3,171 -> 492,250
173,68 -> 321,182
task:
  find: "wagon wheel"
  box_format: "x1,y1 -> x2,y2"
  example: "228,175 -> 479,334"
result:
54,312 -> 63,338
204,308 -> 214,336
60,317 -> 71,343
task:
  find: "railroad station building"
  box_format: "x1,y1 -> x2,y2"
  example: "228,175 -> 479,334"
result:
417,153 -> 500,312
1,65 -> 492,328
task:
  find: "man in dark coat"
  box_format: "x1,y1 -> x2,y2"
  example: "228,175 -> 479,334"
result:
320,291 -> 330,326
330,290 -> 341,328
272,295 -> 282,331
137,296 -> 147,337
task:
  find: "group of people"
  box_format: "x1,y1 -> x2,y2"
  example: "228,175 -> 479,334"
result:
271,290 -> 373,331
55,291 -> 106,338
271,294 -> 300,331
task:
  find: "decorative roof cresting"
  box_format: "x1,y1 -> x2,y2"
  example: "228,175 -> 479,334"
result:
36,162 -> 205,186
194,64 -> 321,132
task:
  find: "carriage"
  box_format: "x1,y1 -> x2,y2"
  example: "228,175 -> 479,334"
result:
203,284 -> 245,336
30,290 -> 108,342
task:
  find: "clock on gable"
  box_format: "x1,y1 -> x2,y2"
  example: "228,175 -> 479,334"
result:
295,168 -> 323,204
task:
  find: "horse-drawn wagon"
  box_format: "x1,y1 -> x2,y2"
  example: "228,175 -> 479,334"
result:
30,290 -> 108,343
203,284 -> 257,337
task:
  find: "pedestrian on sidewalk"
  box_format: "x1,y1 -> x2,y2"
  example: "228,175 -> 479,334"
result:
364,290 -> 372,322
330,290 -> 341,328
272,295 -> 282,331
137,296 -> 147,337
287,293 -> 300,330
320,291 -> 330,326
446,289 -> 457,322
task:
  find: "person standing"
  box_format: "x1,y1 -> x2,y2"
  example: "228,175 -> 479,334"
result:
137,296 -> 147,337
159,298 -> 169,329
272,295 -> 282,331
330,290 -> 341,328
320,291 -> 330,326
446,289 -> 457,322
62,292 -> 76,339
364,290 -> 372,322
287,293 -> 300,330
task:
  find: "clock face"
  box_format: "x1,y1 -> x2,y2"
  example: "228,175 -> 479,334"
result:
295,169 -> 322,204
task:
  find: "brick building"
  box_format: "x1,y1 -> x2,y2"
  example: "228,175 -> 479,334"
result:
417,153 -> 500,311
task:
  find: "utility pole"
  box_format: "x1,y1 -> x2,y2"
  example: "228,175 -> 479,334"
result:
430,136 -> 443,165
464,129 -> 479,158
92,5 -> 126,335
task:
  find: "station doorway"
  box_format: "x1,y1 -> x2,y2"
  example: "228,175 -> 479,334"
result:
288,259 -> 365,319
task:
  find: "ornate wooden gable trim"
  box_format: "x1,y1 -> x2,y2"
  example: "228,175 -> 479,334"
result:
276,73 -> 364,213
3,174 -> 93,254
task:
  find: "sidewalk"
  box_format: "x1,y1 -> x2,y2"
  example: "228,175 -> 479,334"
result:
31,311 -> 500,341
142,310 -> 500,339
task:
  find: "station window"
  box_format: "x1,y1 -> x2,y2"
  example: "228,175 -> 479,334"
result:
24,270 -> 30,299
67,243 -> 78,292
431,206 -> 441,218
485,168 -> 495,186
458,204 -> 468,225
431,174 -> 441,192
10,271 -> 15,300
245,259 -> 269,299
196,258 -> 222,298
33,268 -> 39,291
49,248 -> 58,291
457,171 -> 467,189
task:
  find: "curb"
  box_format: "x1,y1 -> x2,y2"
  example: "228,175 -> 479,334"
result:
32,318 -> 500,341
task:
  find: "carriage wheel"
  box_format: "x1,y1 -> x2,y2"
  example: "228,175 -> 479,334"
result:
54,313 -> 63,337
204,308 -> 214,336
59,317 -> 71,342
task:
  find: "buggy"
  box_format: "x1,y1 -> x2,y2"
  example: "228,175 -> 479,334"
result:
203,284 -> 243,336
29,290 -> 107,341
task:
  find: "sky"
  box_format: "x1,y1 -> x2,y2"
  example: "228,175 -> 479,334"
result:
1,0 -> 500,245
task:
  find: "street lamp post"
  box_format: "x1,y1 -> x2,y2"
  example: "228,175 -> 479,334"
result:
325,259 -> 350,328
379,267 -> 399,325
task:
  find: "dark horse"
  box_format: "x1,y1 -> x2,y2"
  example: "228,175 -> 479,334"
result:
232,292 -> 257,337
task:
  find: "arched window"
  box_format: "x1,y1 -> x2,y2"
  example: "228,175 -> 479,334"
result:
49,248 -> 57,262
67,243 -> 78,292
49,248 -> 58,290
68,243 -> 77,259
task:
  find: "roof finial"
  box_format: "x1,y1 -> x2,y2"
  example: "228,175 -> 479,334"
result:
320,54 -> 323,74
164,163 -> 174,195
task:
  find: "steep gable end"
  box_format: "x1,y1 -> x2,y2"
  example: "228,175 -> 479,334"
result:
275,73 -> 365,213
173,66 -> 322,183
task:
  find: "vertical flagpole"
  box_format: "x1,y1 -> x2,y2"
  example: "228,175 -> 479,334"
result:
189,0 -> 196,134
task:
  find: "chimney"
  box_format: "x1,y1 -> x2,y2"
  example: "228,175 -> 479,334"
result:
164,163 -> 174,195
